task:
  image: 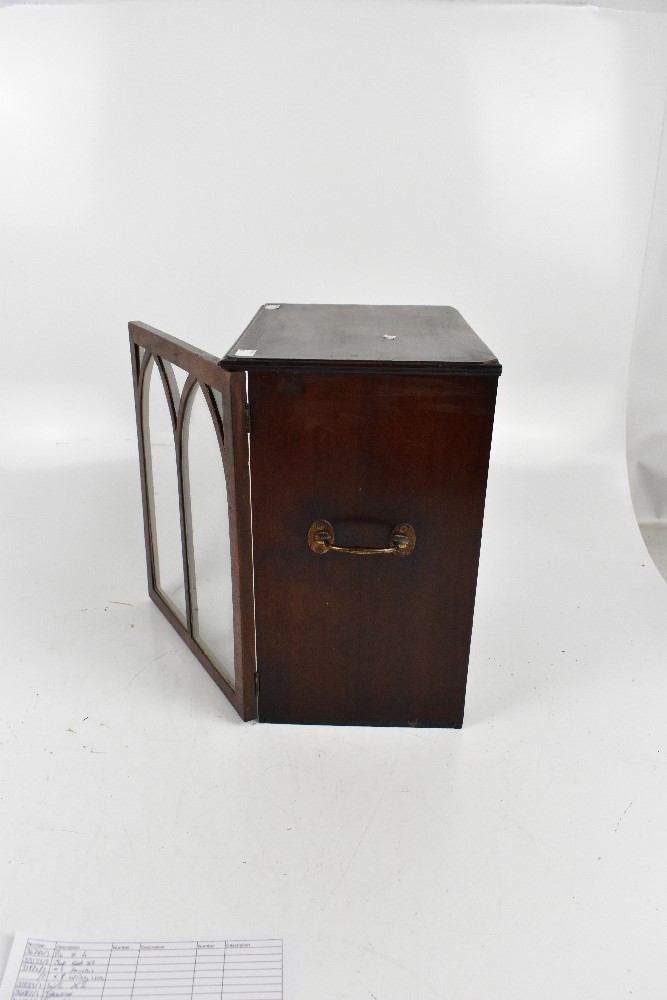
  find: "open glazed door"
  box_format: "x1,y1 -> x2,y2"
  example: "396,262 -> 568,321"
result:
129,322 -> 256,720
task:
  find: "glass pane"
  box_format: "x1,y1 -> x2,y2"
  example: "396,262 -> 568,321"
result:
171,363 -> 189,402
183,383 -> 235,687
211,388 -> 224,424
142,357 -> 187,622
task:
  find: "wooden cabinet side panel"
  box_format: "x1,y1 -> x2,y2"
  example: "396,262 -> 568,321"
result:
248,371 -> 498,727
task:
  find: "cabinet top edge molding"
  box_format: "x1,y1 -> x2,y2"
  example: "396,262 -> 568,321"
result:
221,304 -> 501,376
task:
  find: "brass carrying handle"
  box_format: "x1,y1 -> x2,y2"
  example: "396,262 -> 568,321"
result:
308,520 -> 416,557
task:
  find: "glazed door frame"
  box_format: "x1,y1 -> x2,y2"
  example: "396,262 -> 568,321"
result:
129,321 -> 256,720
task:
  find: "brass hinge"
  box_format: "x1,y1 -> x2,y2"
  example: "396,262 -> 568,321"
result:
244,403 -> 252,435
254,672 -> 260,697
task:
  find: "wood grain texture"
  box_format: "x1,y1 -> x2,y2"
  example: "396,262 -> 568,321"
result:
248,370 -> 498,727
223,304 -> 501,376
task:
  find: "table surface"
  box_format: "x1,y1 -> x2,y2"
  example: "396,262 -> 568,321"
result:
2,427 -> 667,1000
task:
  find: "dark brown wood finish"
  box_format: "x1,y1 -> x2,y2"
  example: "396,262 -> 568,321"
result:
130,305 -> 500,727
247,369 -> 498,727
223,304 -> 501,376
129,322 -> 256,720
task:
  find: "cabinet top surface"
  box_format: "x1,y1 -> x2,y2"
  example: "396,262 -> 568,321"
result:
222,304 -> 501,375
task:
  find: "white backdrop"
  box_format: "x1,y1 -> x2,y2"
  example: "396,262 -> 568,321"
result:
627,88 -> 667,524
2,3 -> 667,998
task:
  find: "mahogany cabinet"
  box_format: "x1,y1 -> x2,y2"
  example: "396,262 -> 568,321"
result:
129,304 -> 501,727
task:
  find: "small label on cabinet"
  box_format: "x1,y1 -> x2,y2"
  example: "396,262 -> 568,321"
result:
235,349 -> 257,357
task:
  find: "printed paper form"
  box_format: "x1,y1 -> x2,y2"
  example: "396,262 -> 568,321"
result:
0,937 -> 283,1000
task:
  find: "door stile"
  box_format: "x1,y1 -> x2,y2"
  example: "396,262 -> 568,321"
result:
218,370 -> 257,721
